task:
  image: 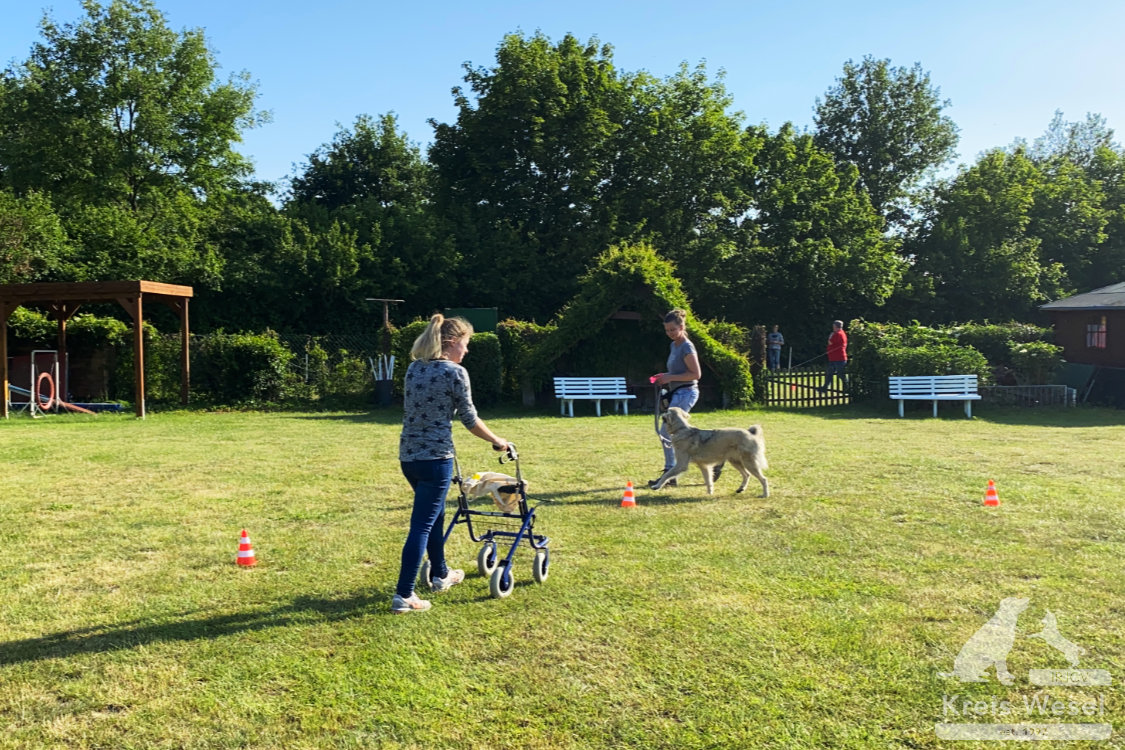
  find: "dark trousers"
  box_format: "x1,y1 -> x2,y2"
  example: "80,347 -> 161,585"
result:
395,457 -> 454,597
823,360 -> 847,390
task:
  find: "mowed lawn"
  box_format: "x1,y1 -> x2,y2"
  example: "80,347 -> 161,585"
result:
0,404 -> 1123,749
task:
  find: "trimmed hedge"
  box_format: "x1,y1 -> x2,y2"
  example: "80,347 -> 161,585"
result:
192,330 -> 295,404
1007,340 -> 1064,385
950,322 -> 1052,367
497,318 -> 556,402
392,320 -> 502,407
847,319 -> 1063,400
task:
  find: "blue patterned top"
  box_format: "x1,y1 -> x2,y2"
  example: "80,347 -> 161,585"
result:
398,358 -> 478,461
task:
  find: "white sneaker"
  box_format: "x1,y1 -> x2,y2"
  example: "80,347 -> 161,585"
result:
429,569 -> 465,592
391,593 -> 431,614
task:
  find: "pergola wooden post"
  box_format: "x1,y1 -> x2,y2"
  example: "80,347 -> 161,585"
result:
0,281 -> 193,419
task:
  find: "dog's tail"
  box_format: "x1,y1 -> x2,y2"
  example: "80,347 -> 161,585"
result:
748,425 -> 768,469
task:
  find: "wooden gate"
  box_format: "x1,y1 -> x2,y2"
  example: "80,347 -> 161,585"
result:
763,367 -> 850,407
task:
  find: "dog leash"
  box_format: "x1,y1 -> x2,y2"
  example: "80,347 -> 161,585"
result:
790,352 -> 827,369
651,377 -> 664,437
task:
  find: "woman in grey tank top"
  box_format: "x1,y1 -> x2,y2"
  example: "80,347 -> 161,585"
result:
648,309 -> 701,488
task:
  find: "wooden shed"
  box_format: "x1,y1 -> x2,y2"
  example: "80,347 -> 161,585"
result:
1040,282 -> 1125,367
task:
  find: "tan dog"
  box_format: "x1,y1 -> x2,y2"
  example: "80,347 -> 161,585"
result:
649,407 -> 769,496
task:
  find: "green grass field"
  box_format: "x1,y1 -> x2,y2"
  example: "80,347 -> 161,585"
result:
1,403 -> 1123,749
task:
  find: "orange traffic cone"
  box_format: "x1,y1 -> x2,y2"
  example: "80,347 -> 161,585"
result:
237,529 -> 257,566
621,481 -> 637,507
983,480 -> 1000,507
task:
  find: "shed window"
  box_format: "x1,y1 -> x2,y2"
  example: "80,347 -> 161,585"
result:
1086,317 -> 1107,349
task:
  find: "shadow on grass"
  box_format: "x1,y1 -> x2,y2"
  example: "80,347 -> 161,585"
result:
291,410 -> 403,425
0,591 -> 388,667
765,401 -> 1125,426
971,407 -> 1125,427
535,486 -> 720,506
291,405 -> 562,425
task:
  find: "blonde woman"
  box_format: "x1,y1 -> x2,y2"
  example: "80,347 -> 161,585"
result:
392,314 -> 508,614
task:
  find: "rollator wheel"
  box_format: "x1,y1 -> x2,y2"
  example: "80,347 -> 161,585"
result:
489,565 -> 514,598
417,559 -> 432,589
477,542 -> 498,577
532,549 -> 549,584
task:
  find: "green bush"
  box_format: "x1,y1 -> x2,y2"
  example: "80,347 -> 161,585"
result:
294,339 -> 372,401
463,333 -> 502,406
526,242 -> 755,406
323,350 -> 372,398
6,307 -> 53,346
68,313 -> 130,353
1008,341 -> 1064,385
705,320 -> 751,357
192,330 -> 295,404
881,344 -> 990,378
953,322 -> 1052,366
497,318 -> 556,402
848,320 -> 989,401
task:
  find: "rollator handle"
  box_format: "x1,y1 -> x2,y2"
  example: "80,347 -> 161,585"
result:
496,443 -> 518,463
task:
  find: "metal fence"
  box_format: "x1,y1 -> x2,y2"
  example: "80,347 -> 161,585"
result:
762,367 -> 850,407
276,333 -> 387,383
979,384 -> 1077,407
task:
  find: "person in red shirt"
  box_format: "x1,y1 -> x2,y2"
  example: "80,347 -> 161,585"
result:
819,320 -> 848,392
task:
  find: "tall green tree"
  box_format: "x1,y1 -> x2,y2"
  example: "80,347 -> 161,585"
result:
1083,146 -> 1125,291
430,32 -> 627,320
702,124 -> 901,329
814,56 -> 958,227
287,113 -> 457,324
1028,111 -> 1118,169
608,64 -> 754,296
430,33 -> 755,322
901,148 -> 1067,321
1023,112 -> 1123,292
0,189 -> 73,283
0,0 -> 263,284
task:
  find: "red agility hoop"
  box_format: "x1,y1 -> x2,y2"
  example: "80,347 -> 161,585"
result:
36,371 -> 56,411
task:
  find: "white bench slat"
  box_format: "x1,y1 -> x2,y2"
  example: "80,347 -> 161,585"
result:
888,375 -> 981,418
553,377 -> 636,417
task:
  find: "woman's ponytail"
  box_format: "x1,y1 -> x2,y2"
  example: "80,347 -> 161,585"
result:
410,314 -> 445,361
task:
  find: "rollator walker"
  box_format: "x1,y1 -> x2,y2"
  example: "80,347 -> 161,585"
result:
420,443 -> 550,598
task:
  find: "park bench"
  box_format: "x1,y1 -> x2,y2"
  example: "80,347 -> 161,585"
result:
554,377 -> 636,417
888,374 -> 981,418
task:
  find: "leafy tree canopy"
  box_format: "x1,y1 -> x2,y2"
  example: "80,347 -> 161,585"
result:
0,0 -> 265,288
900,148 -> 1068,321
0,0 -> 263,209
696,124 -> 902,329
814,55 -> 958,227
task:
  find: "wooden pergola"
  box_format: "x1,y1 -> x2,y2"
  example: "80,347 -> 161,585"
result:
0,281 -> 193,418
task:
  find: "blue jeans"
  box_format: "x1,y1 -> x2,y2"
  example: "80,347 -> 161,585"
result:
659,385 -> 699,469
396,457 -> 454,598
767,348 -> 781,371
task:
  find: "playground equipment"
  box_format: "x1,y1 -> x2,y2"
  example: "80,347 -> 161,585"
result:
4,349 -> 108,416
1,280 -> 194,418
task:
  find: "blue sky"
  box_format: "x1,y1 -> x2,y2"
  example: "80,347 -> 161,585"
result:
4,0 -> 1125,189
